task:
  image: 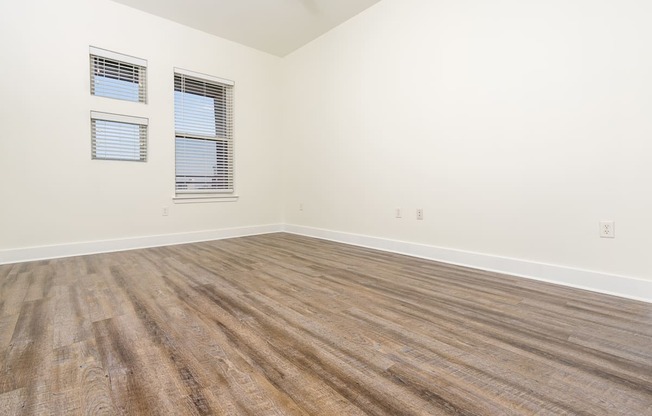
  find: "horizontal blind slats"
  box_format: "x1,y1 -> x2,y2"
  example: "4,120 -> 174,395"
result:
90,53 -> 147,103
174,72 -> 234,193
91,116 -> 147,162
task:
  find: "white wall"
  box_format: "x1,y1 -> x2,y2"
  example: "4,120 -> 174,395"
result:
283,0 -> 652,281
1,0 -> 650,293
0,0 -> 283,252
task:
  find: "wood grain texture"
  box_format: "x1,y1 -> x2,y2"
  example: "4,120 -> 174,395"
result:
0,233 -> 650,415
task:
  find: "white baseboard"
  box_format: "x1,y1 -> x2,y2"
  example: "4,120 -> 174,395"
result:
0,224 -> 283,265
283,224 -> 652,303
2,222 -> 649,303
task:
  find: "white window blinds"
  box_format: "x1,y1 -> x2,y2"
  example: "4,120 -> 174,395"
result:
90,47 -> 147,103
174,69 -> 234,193
91,112 -> 148,162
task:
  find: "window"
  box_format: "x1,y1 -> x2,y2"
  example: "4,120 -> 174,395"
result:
90,47 -> 147,103
174,69 -> 234,194
91,112 -> 148,162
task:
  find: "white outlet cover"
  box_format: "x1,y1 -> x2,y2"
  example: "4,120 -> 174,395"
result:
599,220 -> 615,238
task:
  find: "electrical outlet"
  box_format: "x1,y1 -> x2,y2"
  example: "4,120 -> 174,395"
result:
599,220 -> 614,238
395,208 -> 402,218
162,207 -> 169,216
416,209 -> 424,220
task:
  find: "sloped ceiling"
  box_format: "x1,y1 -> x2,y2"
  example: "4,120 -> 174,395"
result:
110,0 -> 381,56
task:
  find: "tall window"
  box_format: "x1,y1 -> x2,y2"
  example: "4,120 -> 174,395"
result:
174,69 -> 234,194
90,47 -> 147,103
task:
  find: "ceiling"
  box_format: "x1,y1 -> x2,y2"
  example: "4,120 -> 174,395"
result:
110,0 -> 381,57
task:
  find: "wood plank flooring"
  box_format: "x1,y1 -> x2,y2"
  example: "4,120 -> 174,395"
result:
0,232 -> 651,415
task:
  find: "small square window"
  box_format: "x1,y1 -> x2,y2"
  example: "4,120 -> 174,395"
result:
91,112 -> 148,162
90,47 -> 147,103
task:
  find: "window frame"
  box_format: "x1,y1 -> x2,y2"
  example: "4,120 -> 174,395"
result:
90,111 -> 149,162
90,46 -> 147,103
173,68 -> 235,199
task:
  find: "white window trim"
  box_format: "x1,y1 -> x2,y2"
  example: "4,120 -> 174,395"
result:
172,195 -> 239,204
90,111 -> 148,126
90,46 -> 147,67
174,67 -> 234,87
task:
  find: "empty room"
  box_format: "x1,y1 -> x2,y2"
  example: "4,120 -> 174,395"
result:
1,0 -> 651,414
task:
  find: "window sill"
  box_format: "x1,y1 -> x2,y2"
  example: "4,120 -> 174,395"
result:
173,195 -> 239,204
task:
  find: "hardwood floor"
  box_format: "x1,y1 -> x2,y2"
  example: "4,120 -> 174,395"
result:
0,233 -> 650,415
